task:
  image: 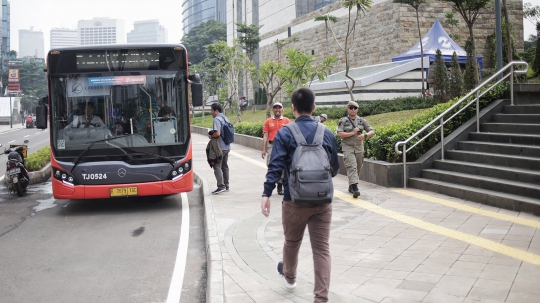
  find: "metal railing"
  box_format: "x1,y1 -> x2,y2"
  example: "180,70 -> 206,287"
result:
394,61 -> 529,188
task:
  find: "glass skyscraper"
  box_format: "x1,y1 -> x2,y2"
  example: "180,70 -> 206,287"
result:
182,0 -> 226,35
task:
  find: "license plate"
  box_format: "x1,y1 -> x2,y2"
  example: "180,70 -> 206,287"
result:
8,168 -> 21,175
110,187 -> 138,197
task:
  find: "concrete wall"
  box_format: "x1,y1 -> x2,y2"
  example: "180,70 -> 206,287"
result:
227,0 -> 524,103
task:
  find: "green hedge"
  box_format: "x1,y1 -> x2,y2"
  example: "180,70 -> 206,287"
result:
365,84 -> 508,163
235,121 -> 265,138
282,96 -> 435,120
26,146 -> 51,172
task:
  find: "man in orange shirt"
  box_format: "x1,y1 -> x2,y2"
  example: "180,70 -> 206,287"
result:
262,102 -> 291,195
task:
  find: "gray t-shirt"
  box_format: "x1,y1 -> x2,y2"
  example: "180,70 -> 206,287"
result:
213,113 -> 231,151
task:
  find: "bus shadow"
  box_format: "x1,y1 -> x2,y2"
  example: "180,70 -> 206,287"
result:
55,194 -> 182,216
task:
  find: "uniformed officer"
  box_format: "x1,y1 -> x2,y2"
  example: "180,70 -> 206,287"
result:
336,100 -> 375,198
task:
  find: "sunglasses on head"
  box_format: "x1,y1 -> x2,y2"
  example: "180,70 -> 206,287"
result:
348,106 -> 358,110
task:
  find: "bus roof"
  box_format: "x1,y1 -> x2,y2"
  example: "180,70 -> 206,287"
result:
48,43 -> 187,54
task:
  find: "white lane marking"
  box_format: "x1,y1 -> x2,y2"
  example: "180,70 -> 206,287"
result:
24,135 -> 30,138
8,140 -> 15,143
166,192 -> 190,303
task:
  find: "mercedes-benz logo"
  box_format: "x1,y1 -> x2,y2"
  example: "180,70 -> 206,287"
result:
118,168 -> 126,177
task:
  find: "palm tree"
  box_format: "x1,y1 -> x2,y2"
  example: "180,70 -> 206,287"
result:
314,15 -> 339,45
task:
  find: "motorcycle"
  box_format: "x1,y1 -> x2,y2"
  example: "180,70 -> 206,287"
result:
26,116 -> 35,128
2,140 -> 30,197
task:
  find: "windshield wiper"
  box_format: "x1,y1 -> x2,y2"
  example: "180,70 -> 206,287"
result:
71,134 -> 176,171
71,134 -> 136,171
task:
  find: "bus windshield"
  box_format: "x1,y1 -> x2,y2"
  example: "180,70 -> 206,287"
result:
49,70 -> 189,163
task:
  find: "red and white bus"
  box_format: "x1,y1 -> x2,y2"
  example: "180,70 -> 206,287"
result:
37,44 -> 203,199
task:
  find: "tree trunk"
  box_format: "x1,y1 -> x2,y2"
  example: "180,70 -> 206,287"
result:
468,26 -> 480,87
416,9 -> 426,97
502,0 -> 512,63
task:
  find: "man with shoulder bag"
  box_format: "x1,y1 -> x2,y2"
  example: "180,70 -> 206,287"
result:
261,88 -> 340,303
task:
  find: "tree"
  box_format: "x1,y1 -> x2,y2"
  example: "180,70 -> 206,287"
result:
442,0 -> 491,88
433,49 -> 449,103
181,20 -> 226,65
236,22 -> 263,111
206,40 -> 249,122
255,48 -> 337,118
393,0 -> 428,97
191,54 -> 225,122
525,2 -> 540,74
285,49 -> 337,89
463,39 -> 475,91
327,0 -> 373,101
256,61 -> 290,118
449,51 -> 464,99
2,61 -> 47,111
274,37 -> 298,63
444,12 -> 461,41
314,14 -> 338,45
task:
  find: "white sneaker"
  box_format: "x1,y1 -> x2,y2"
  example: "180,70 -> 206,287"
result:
277,261 -> 296,290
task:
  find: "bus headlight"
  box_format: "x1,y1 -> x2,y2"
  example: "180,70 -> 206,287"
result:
53,168 -> 78,185
169,159 -> 191,180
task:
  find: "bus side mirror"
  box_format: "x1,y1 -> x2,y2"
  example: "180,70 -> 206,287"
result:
36,97 -> 48,129
188,74 -> 203,107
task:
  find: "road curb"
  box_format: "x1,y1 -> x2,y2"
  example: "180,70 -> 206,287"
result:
29,162 -> 51,184
193,170 -> 224,303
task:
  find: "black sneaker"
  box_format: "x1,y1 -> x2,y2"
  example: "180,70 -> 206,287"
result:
277,261 -> 296,290
212,188 -> 226,195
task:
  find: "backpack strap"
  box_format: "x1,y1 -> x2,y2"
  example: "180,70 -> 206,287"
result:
284,123 -> 306,145
285,123 -> 325,146
313,123 -> 325,146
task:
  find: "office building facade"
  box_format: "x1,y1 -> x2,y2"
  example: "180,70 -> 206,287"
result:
19,27 -> 44,58
50,28 -> 78,49
127,20 -> 167,43
2,0 -> 10,54
182,0 -> 226,35
78,17 -> 125,45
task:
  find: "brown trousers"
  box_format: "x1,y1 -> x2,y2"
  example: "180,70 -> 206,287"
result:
282,200 -> 332,303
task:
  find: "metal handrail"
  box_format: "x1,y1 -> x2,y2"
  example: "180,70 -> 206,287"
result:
394,61 -> 529,188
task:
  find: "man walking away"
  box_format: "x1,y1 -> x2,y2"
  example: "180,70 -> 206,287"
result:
261,88 -> 340,303
209,103 -> 231,194
261,102 -> 290,195
336,100 -> 375,198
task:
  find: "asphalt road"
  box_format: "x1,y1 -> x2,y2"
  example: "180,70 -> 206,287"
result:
0,126 -> 50,179
0,127 -> 206,303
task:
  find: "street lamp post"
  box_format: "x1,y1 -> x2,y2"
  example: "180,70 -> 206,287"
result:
9,94 -> 12,129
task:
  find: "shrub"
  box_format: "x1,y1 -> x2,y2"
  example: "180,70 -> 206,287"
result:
26,146 -> 51,172
365,83 -> 508,163
234,121 -> 265,138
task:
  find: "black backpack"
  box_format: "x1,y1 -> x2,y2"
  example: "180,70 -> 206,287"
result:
219,116 -> 235,145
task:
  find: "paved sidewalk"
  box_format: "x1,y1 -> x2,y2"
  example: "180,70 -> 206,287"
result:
0,122 -> 24,134
192,132 -> 540,303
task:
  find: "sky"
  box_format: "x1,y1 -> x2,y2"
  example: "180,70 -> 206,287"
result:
10,0 -> 185,53
8,0 -> 540,55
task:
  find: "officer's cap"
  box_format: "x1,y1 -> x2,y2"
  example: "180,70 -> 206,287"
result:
348,101 -> 359,108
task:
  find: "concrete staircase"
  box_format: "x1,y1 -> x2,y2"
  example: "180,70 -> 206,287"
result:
409,86 -> 540,214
